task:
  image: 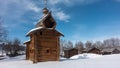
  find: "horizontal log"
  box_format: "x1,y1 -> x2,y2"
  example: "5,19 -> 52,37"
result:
37,57 -> 57,60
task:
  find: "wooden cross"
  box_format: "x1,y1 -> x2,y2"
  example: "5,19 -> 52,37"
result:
44,0 -> 47,7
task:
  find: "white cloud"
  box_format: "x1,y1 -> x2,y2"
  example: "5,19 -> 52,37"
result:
49,0 -> 61,5
49,0 -> 71,6
55,11 -> 70,22
0,0 -> 100,25
47,0 -> 100,23
49,0 -> 99,6
0,0 -> 71,27
0,0 -> 100,24
0,0 -> 41,16
0,0 -> 42,28
24,1 -> 41,12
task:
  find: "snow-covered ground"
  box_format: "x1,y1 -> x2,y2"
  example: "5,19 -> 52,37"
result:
0,54 -> 120,68
70,53 -> 103,59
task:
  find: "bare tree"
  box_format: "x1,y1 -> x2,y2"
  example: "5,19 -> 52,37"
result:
0,17 -> 8,56
103,38 -> 120,47
3,41 -> 12,55
60,40 -> 67,50
60,40 -> 74,56
3,38 -> 24,57
75,41 -> 84,54
85,41 -> 93,49
12,38 -> 21,55
60,40 -> 73,49
67,41 -> 73,49
60,39 -> 66,56
0,17 -> 7,42
93,41 -> 103,48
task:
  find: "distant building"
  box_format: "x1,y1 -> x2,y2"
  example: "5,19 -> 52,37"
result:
101,47 -> 120,55
82,47 -> 120,55
64,48 -> 78,58
82,47 -> 101,54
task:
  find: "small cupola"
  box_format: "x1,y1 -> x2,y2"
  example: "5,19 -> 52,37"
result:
43,8 -> 49,15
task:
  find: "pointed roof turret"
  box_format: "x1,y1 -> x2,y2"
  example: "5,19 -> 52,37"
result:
36,11 -> 56,29
26,0 -> 64,37
35,0 -> 56,29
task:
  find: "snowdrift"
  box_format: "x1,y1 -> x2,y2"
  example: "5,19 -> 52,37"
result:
70,53 -> 102,60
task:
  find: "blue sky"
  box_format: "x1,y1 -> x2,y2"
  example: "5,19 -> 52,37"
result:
0,0 -> 120,43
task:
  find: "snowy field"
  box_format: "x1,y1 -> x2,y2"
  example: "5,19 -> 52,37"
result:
0,54 -> 120,68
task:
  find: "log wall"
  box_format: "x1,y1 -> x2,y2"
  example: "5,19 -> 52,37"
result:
26,29 -> 60,62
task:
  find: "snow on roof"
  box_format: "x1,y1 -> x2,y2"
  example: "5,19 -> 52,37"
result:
26,27 -> 55,36
26,27 -> 43,36
101,48 -> 115,52
23,39 -> 30,44
0,42 -> 8,45
82,47 -> 100,53
117,47 -> 120,50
